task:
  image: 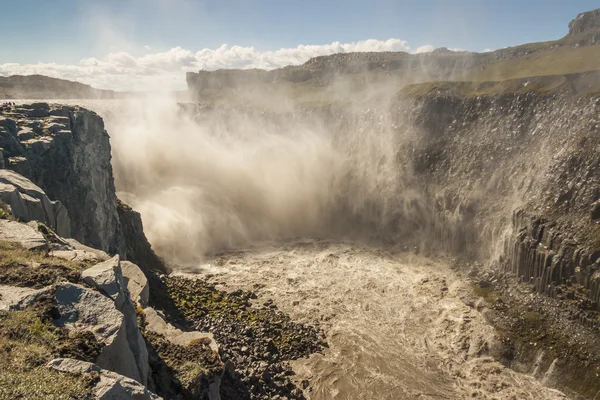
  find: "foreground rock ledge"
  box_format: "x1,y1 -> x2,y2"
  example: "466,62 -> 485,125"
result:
48,358 -> 161,400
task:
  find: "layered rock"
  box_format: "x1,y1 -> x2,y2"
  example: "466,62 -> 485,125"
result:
0,103 -> 167,274
0,169 -> 70,236
48,358 -> 161,400
82,256 -> 149,385
0,219 -> 47,250
569,8 -> 600,36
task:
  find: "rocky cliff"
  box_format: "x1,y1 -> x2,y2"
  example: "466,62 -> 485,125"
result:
0,75 -> 125,100
0,102 -> 166,275
393,72 -> 600,296
187,8 -> 600,100
0,104 -> 224,399
382,71 -> 600,397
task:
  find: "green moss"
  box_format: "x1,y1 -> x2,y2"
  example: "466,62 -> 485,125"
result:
143,330 -> 221,398
164,277 -> 325,360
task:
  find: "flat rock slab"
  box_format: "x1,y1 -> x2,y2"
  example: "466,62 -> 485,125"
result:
48,358 -> 162,400
144,306 -> 218,352
64,238 -> 110,261
51,249 -> 104,263
0,285 -> 40,311
0,219 -> 47,250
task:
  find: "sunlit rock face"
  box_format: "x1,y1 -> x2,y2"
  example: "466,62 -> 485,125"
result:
569,9 -> 600,36
0,102 -> 167,274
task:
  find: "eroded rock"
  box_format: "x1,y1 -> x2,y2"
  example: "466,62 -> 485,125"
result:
48,358 -> 162,400
0,219 -> 47,250
144,306 -> 218,351
121,261 -> 149,307
0,169 -> 70,237
83,256 -> 149,385
0,284 -> 40,311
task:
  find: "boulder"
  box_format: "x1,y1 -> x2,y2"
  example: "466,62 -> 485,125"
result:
121,261 -> 149,307
51,248 -> 105,263
0,285 -> 40,311
82,256 -> 127,308
144,307 -> 218,351
48,358 -> 162,400
16,282 -> 144,384
83,256 -> 149,385
0,169 -> 70,237
0,219 -> 47,250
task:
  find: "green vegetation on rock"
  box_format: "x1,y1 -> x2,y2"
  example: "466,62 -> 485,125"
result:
0,241 -> 93,288
0,297 -> 103,399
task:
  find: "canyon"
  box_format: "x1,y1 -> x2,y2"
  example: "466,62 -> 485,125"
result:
1,7 -> 600,400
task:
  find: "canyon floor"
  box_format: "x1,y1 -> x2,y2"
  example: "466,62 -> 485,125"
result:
176,238 -> 569,400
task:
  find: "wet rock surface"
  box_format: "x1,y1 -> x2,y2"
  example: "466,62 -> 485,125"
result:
465,265 -> 600,398
162,276 -> 327,400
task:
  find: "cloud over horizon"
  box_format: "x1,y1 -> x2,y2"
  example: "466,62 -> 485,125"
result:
0,39 -> 455,91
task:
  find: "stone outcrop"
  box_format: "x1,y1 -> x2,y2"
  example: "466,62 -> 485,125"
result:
82,256 -> 149,385
117,201 -> 168,274
0,103 -> 167,275
14,282 -> 146,384
0,219 -> 47,250
48,358 -> 161,400
0,285 -> 39,311
569,9 -> 600,35
0,102 -> 122,253
0,169 -> 70,236
144,307 -> 219,352
121,260 -> 149,307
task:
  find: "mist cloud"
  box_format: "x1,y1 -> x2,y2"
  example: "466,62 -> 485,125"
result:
0,39 -> 445,91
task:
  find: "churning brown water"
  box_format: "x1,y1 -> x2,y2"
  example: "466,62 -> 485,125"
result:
178,238 -> 567,400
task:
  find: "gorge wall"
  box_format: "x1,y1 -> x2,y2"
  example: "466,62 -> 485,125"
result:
393,72 -> 600,307
0,102 -> 166,275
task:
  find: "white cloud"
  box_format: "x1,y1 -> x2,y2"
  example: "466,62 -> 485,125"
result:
415,45 -> 435,54
1,39 -> 440,91
144,45 -> 151,50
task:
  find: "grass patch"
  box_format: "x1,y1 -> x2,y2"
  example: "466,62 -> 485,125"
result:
0,200 -> 13,220
0,240 -> 94,288
0,298 -> 102,399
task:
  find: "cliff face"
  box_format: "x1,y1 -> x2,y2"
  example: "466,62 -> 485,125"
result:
187,9 -> 600,100
394,74 -> 600,309
569,9 -> 600,36
0,102 -> 166,274
0,75 -> 125,100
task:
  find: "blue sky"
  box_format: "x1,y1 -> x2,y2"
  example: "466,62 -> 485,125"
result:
0,0 -> 597,90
